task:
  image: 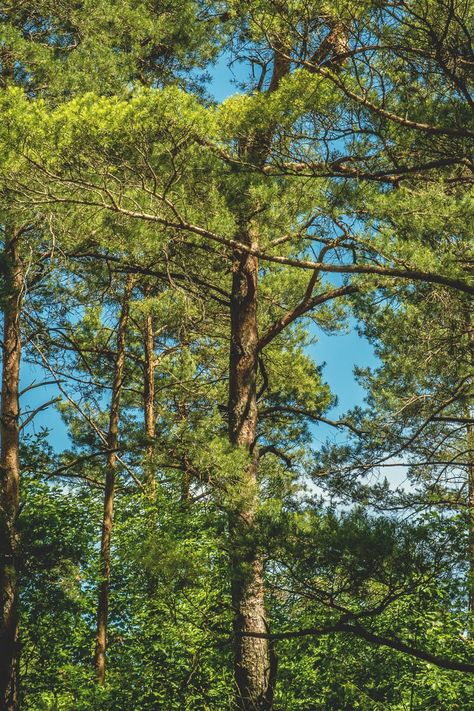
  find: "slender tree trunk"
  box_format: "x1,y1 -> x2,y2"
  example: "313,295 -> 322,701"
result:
228,236 -> 273,711
0,233 -> 23,711
180,463 -> 191,509
176,402 -> 192,508
94,277 -> 132,683
464,307 -> 474,616
467,417 -> 474,616
143,306 -> 156,496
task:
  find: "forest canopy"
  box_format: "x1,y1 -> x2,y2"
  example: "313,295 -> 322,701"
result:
0,1 -> 473,709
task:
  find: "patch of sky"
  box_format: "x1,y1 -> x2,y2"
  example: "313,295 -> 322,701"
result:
20,360 -> 71,449
207,51 -> 244,102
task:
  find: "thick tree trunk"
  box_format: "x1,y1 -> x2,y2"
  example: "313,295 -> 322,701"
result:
225,45 -> 289,711
143,308 -> 156,496
228,240 -> 273,711
0,234 -> 23,711
94,278 -> 132,683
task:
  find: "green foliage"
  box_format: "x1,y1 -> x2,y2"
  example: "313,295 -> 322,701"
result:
1,0 -> 473,708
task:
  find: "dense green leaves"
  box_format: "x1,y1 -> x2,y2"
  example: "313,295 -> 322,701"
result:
1,0 -> 473,709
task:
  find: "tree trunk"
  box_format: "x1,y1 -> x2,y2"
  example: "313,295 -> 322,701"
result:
0,233 -> 23,711
94,277 -> 132,683
143,306 -> 156,496
467,417 -> 474,616
228,238 -> 273,711
225,45 -> 289,710
465,307 -> 474,617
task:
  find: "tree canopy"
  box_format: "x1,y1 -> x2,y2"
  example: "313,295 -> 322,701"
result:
0,1 -> 473,709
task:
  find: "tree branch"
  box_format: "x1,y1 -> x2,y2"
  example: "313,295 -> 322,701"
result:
242,621 -> 474,673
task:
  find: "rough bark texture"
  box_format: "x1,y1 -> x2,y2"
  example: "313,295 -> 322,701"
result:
228,237 -> 274,710
94,278 -> 132,683
226,27 -> 342,702
0,234 -> 23,711
227,47 -> 290,711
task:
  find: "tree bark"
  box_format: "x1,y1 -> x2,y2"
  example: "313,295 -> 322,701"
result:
467,416 -> 474,617
464,307 -> 474,617
226,46 -> 290,711
0,232 -> 23,711
94,277 -> 132,683
228,235 -> 274,710
143,304 -> 156,496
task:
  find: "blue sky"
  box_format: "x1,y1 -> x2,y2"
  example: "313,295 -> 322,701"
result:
17,54 -> 379,451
